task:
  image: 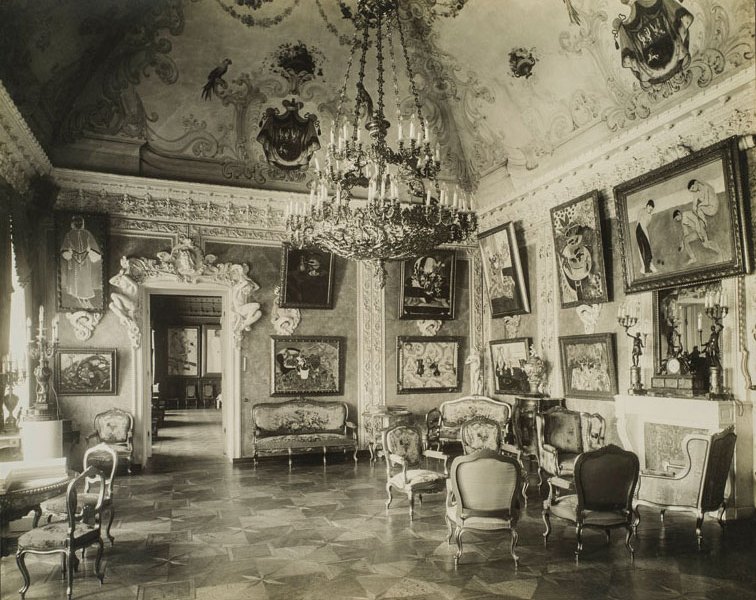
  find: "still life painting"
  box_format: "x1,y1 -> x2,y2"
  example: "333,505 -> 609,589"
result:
559,334 -> 617,399
56,349 -> 117,395
489,337 -> 531,395
478,221 -> 530,318
279,244 -> 335,309
550,191 -> 608,308
397,336 -> 462,393
271,336 -> 342,396
399,250 -> 456,319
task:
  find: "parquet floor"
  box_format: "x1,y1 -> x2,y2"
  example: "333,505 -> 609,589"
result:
1,409 -> 755,600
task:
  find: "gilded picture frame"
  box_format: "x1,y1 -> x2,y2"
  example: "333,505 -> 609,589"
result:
56,348 -> 117,396
489,337 -> 532,395
396,336 -> 463,394
478,221 -> 530,318
279,244 -> 335,309
399,250 -> 456,320
614,136 -> 750,294
271,335 -> 343,396
559,333 -> 618,400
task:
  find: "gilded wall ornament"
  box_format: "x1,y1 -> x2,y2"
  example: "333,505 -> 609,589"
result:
64,311 -> 102,342
271,286 -> 301,336
416,320 -> 443,337
256,98 -> 321,170
576,303 -> 602,334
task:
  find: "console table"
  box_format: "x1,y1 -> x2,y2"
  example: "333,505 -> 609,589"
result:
511,396 -> 564,459
363,407 -> 413,462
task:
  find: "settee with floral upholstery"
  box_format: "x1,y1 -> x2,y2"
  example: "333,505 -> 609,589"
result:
424,395 -> 512,451
250,398 -> 358,466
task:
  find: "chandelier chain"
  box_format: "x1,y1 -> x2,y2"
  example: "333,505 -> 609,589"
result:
336,36 -> 360,130
387,22 -> 401,119
375,13 -> 386,133
395,11 -> 424,119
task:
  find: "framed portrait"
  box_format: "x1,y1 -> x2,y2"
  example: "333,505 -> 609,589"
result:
550,191 -> 609,308
399,250 -> 456,319
478,221 -> 530,318
167,326 -> 199,377
271,336 -> 343,396
55,211 -> 108,312
614,136 -> 750,294
489,337 -> 532,395
559,333 -> 618,400
56,348 -> 117,396
202,325 -> 222,376
396,336 -> 462,394
279,244 -> 335,309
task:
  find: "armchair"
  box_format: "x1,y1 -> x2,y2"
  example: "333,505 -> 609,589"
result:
634,426 -> 736,548
85,408 -> 134,474
543,444 -> 639,562
535,406 -> 605,485
445,450 -> 523,567
383,425 -> 448,521
16,467 -> 106,600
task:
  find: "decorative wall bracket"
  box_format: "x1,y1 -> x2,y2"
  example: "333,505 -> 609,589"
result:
64,311 -> 102,342
271,286 -> 301,335
108,236 -> 262,348
576,303 -> 602,334
501,315 -> 521,338
416,319 -> 443,337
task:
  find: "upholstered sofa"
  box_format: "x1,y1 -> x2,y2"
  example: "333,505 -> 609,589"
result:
251,399 -> 358,466
425,395 -> 512,450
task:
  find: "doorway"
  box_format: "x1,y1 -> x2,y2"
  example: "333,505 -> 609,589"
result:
149,294 -> 224,460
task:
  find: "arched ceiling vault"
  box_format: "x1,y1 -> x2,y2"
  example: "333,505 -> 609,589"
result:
0,0 -> 753,202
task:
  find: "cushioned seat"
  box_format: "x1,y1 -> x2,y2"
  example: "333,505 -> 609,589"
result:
388,469 -> 447,488
254,433 -> 355,448
18,522 -> 99,551
549,495 -> 635,527
425,396 -> 512,451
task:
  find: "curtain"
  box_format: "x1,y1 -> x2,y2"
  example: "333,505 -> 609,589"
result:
0,189 -> 11,361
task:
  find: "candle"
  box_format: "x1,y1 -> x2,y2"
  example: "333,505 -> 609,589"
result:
435,143 -> 441,162
314,158 -> 320,173
409,114 -> 416,140
39,305 -> 44,329
330,126 -> 335,147
423,118 -> 429,142
397,118 -> 403,142
426,188 -> 431,206
52,315 -> 59,343
26,317 -> 32,340
697,312 -> 703,332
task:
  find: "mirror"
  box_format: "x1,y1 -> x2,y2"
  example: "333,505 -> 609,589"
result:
653,281 -> 722,375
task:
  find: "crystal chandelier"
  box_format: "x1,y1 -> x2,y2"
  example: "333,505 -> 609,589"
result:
285,0 -> 477,286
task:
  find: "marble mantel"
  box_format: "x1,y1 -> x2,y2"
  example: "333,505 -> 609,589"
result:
615,393 -> 754,518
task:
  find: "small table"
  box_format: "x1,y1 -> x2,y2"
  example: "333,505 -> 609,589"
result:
363,407 -> 413,462
512,396 -> 564,459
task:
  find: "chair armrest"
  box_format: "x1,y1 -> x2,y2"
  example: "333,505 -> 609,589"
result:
85,432 -> 101,444
345,421 -> 357,429
424,449 -> 449,476
387,453 -> 406,468
345,421 -> 357,439
539,444 -> 560,477
445,478 -> 456,508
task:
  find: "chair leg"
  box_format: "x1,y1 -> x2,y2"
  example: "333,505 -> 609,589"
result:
352,447 -> 358,463
574,523 -> 583,563
537,467 -> 544,488
717,503 -> 727,529
32,508 -> 41,528
385,483 -> 393,510
288,448 -> 293,469
445,516 -> 454,544
67,549 -> 75,600
510,527 -> 520,567
408,493 -> 415,521
633,507 -> 641,535
454,528 -> 464,566
521,478 -> 529,508
605,528 -> 611,544
106,505 -> 116,545
16,550 -> 30,599
625,523 -> 635,561
695,512 -> 705,549
542,509 -> 551,545
322,447 -> 327,466
94,538 -> 105,584
660,508 -> 666,524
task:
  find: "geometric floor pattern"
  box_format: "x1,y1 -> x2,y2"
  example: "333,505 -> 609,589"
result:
1,410 -> 755,600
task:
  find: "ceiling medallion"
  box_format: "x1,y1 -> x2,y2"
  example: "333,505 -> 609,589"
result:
285,0 -> 477,286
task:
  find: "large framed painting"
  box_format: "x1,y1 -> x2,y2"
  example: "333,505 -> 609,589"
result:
478,221 -> 530,318
167,326 -> 200,376
489,337 -> 531,395
614,136 -> 750,294
396,336 -> 462,394
279,244 -> 335,309
202,325 -> 222,376
271,336 -> 342,396
399,250 -> 456,319
550,191 -> 609,308
559,333 -> 618,399
56,348 -> 117,396
55,211 -> 108,312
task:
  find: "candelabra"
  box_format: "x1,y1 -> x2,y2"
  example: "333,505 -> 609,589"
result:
1,355 -> 27,432
617,301 -> 647,394
26,305 -> 60,421
700,289 -> 728,396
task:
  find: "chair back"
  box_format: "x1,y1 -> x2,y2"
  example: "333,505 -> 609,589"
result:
450,450 -> 522,520
65,467 -> 106,532
382,425 -> 423,468
700,426 -> 736,511
459,417 -> 502,454
574,444 -> 639,512
83,442 -> 118,498
94,408 -> 133,444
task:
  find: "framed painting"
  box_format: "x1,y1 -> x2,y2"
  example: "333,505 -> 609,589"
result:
271,336 -> 342,396
56,348 -> 117,396
279,244 -> 335,309
396,336 -> 462,394
55,211 -> 108,312
167,326 -> 199,377
550,190 -> 609,308
614,136 -> 750,294
478,221 -> 530,318
489,337 -> 532,395
559,334 -> 618,399
399,250 -> 456,319
202,325 -> 222,376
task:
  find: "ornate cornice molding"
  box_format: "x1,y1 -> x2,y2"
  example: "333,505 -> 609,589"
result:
0,80 -> 52,194
478,71 -> 755,233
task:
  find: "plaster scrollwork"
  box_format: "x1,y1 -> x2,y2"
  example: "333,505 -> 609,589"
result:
270,286 -> 301,336
64,311 -> 102,342
416,320 -> 443,337
502,315 -> 521,339
109,237 -> 262,348
575,304 -> 602,334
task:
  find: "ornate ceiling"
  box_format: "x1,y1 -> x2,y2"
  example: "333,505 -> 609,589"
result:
0,0 -> 753,200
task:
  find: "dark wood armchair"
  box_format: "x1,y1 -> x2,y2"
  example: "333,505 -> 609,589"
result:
85,408 -> 134,474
